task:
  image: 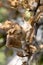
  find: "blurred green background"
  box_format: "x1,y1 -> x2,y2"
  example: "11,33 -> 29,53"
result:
0,46 -> 6,65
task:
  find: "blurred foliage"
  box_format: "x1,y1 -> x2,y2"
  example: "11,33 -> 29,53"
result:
0,31 -> 6,48
38,54 -> 43,65
0,46 -> 6,65
0,7 -> 8,23
24,10 -> 34,21
5,48 -> 14,57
